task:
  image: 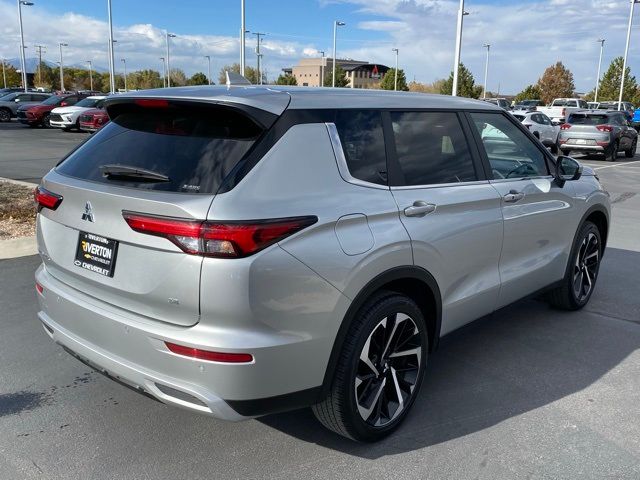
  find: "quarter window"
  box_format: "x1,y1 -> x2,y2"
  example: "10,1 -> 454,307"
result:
334,110 -> 387,185
390,111 -> 477,186
470,112 -> 549,180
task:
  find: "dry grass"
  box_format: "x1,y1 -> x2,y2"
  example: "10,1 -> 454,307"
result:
0,181 -> 37,239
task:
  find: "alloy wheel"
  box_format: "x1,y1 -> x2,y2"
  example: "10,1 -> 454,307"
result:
572,232 -> 599,303
355,313 -> 422,427
0,109 -> 9,122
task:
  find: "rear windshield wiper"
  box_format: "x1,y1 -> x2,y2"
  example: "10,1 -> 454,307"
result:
99,164 -> 170,183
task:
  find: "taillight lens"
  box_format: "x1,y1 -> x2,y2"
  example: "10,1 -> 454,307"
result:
560,123 -> 571,130
34,186 -> 63,211
122,212 -> 317,258
596,124 -> 613,132
165,342 -> 253,363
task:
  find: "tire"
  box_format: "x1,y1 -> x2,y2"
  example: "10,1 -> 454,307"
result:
625,138 -> 637,158
607,141 -> 618,162
42,113 -> 51,128
0,108 -> 10,122
546,221 -> 602,311
312,291 -> 428,442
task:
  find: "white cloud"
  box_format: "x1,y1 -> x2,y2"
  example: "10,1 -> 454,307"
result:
1,0 -> 638,93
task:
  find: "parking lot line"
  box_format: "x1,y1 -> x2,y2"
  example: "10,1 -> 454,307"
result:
593,161 -> 640,171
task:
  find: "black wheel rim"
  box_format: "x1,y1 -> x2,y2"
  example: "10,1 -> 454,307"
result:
572,232 -> 599,303
355,313 -> 422,427
0,110 -> 8,121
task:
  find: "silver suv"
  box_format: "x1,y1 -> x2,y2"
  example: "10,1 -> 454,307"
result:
35,87 -> 610,442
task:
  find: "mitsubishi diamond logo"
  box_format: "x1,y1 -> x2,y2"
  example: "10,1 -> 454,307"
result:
81,201 -> 95,222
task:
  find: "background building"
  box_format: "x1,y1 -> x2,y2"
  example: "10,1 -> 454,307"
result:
283,57 -> 390,88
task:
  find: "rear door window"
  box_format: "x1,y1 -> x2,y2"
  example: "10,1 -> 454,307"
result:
334,110 -> 387,185
390,111 -> 477,186
56,103 -> 264,194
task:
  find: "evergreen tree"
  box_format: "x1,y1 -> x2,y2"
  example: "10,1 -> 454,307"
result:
275,73 -> 297,86
593,56 -> 637,102
514,84 -> 542,103
379,68 -> 409,91
440,63 -> 482,98
324,65 -> 349,88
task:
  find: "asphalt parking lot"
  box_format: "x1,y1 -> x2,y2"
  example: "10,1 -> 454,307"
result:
1,121 -> 640,479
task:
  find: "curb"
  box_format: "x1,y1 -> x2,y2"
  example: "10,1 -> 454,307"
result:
0,235 -> 37,260
0,177 -> 38,188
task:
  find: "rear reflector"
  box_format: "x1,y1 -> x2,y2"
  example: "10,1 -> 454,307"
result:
123,211 -> 317,258
34,186 -> 63,211
35,282 -> 43,295
165,342 -> 253,363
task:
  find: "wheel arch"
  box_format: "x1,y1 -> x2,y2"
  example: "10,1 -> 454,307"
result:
563,204 -> 609,282
319,266 -> 442,398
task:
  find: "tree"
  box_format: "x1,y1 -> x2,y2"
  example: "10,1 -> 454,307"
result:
275,73 -> 297,86
408,79 -> 446,94
536,62 -> 575,104
440,63 -> 482,98
379,68 -> 409,91
592,56 -> 637,103
514,84 -> 542,103
218,63 -> 263,85
169,68 -> 187,87
2,63 -> 22,88
188,72 -> 209,86
324,65 -> 349,88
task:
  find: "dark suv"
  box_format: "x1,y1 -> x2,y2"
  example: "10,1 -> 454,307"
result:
18,93 -> 89,128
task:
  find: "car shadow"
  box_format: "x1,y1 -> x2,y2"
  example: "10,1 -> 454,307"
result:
259,247 -> 640,458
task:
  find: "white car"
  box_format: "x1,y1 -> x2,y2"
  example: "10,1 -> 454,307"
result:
49,96 -> 106,131
511,110 -> 560,153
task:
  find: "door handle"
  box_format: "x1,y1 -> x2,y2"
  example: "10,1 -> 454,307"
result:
503,190 -> 525,203
404,201 -> 436,217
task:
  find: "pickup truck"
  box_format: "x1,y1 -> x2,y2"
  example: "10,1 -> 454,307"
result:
537,98 -> 589,124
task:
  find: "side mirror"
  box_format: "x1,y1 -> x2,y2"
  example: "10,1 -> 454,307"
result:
555,156 -> 582,185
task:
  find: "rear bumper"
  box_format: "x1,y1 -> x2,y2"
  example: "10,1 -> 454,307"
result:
35,259 -> 344,419
560,144 -> 606,153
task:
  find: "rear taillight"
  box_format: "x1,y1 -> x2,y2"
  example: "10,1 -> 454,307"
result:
165,342 -> 253,363
122,212 -> 317,258
596,125 -> 613,132
560,123 -> 572,130
34,186 -> 63,211
35,282 -> 43,295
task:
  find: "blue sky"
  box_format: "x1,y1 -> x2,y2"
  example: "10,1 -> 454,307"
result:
1,0 -> 638,93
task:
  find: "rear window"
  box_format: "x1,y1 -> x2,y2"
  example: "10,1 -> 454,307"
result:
56,104 -> 263,194
513,114 -> 525,121
568,113 -> 609,125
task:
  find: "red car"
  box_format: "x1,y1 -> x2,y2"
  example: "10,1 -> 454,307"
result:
18,93 -> 88,128
79,107 -> 109,133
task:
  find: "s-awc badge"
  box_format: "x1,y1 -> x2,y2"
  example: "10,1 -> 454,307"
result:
74,231 -> 119,277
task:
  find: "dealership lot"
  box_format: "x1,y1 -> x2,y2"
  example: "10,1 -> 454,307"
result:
1,123 -> 640,479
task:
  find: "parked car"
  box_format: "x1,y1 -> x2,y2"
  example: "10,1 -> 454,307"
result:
18,93 -> 90,127
513,99 -> 544,111
0,87 -> 28,96
49,96 -> 107,131
79,107 -> 110,132
597,101 -> 634,122
587,102 -> 600,110
558,110 -> 637,161
482,98 -> 511,110
34,87 -> 610,442
537,98 -> 589,124
512,111 -> 559,152
0,91 -> 51,122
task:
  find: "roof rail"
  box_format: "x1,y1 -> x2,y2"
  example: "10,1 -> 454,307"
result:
225,71 -> 252,87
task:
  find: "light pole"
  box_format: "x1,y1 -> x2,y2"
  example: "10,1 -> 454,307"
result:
17,1 -> 34,92
451,0 -> 469,96
58,42 -> 68,91
240,0 -> 246,76
121,58 -> 127,91
107,0 -> 116,93
320,50 -> 325,87
594,39 -> 605,103
160,57 -> 166,87
392,48 -> 399,91
204,55 -> 211,85
482,44 -> 490,99
619,1 -> 639,109
252,32 -> 265,85
332,20 -> 345,88
86,60 -> 93,91
165,31 -> 176,87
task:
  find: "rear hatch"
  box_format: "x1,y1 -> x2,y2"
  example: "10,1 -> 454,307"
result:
37,93 -> 286,326
564,113 -> 611,141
